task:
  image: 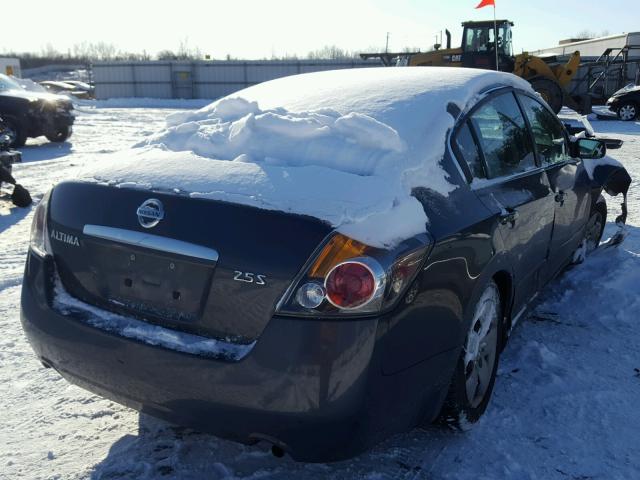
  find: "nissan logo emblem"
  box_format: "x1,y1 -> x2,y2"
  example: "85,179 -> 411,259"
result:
136,198 -> 164,228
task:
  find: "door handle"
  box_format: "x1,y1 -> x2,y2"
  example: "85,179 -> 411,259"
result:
499,208 -> 519,227
555,190 -> 566,206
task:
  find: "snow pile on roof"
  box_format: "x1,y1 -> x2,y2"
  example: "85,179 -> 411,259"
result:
83,67 -> 532,247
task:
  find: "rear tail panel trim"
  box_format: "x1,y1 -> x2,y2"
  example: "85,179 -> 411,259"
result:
83,224 -> 219,262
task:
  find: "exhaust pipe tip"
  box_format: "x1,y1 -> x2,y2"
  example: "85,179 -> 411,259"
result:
271,445 -> 285,458
249,433 -> 289,459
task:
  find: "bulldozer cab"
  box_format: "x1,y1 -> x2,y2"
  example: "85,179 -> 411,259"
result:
461,20 -> 514,71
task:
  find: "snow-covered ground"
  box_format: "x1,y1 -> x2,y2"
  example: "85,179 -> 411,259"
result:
0,102 -> 639,479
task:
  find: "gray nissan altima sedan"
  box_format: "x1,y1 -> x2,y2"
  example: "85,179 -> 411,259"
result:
20,67 -> 630,461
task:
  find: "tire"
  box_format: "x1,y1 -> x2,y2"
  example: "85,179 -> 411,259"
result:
1,114 -> 27,148
439,281 -> 502,429
11,184 -> 32,208
573,198 -> 607,264
617,102 -> 638,121
45,125 -> 72,143
529,77 -> 564,114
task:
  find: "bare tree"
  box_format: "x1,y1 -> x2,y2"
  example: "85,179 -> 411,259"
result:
306,45 -> 355,60
575,30 -> 596,40
175,37 -> 202,60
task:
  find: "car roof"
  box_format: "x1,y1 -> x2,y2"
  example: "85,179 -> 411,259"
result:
82,68 -> 533,248
233,67 -> 532,143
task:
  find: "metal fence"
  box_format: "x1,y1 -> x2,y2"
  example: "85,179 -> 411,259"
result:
569,59 -> 640,99
92,59 -> 382,99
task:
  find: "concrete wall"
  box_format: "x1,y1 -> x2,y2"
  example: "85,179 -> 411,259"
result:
92,59 -> 382,99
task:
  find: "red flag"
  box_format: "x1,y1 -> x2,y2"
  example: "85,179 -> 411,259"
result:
475,0 -> 495,8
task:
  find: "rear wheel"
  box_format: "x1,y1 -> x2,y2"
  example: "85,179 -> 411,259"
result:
1,114 -> 27,148
617,102 -> 638,121
529,77 -> 564,114
439,281 -> 502,428
45,125 -> 72,143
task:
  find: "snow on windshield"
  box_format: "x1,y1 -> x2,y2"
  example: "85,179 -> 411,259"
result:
82,67 -> 532,248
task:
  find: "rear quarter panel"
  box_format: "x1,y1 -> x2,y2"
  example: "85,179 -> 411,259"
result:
380,153 -> 512,375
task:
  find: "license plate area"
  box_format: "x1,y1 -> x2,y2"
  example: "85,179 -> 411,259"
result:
87,240 -> 215,324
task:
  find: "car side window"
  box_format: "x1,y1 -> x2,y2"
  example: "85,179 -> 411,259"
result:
469,92 -> 536,179
453,121 -> 486,179
518,94 -> 569,164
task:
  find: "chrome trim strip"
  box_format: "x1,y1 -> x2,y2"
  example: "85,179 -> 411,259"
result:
82,224 -> 219,262
469,166 -> 547,190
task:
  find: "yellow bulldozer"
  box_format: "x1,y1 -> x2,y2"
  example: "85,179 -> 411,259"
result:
361,20 -> 581,114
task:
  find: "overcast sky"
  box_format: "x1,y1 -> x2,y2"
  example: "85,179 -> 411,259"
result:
3,0 -> 638,58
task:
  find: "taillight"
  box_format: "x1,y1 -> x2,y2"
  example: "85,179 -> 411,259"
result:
276,232 -> 431,316
29,189 -> 52,257
326,260 -> 378,309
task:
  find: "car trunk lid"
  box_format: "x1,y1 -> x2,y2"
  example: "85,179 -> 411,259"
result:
48,181 -> 331,342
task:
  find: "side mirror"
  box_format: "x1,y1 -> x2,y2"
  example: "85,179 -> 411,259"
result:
576,138 -> 606,159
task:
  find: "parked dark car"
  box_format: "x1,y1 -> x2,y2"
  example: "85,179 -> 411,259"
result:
606,83 -> 640,121
20,69 -> 631,462
61,80 -> 95,99
0,74 -> 74,147
40,80 -> 93,100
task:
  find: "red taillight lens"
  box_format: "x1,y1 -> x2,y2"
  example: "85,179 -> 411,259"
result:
276,232 -> 431,316
325,261 -> 376,309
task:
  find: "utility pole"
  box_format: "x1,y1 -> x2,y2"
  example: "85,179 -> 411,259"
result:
385,32 -> 390,54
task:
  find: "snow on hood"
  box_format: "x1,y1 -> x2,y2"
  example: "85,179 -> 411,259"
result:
82,67 -> 532,248
9,76 -> 48,93
613,83 -> 640,96
582,155 -> 625,180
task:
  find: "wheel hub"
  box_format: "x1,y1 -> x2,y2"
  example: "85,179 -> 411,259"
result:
619,105 -> 636,121
464,287 -> 499,409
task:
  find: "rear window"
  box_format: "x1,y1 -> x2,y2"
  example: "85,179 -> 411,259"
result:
454,121 -> 486,179
469,92 -> 535,179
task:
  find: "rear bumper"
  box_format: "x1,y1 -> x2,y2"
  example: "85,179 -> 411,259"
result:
20,252 -> 453,461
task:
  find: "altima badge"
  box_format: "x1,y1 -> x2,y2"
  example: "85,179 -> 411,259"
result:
136,198 -> 164,228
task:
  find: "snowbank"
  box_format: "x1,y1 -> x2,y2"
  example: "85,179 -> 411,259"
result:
81,67 -> 532,247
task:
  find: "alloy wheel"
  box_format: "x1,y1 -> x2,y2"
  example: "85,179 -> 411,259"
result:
585,211 -> 604,253
463,285 -> 500,409
618,104 -> 637,121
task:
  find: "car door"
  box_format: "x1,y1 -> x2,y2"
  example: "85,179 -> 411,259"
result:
517,93 -> 591,281
454,90 -> 555,313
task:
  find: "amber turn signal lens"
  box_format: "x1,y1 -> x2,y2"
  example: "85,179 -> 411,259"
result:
307,233 -> 369,279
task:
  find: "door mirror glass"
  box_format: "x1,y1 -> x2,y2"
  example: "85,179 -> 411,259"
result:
578,138 -> 606,159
